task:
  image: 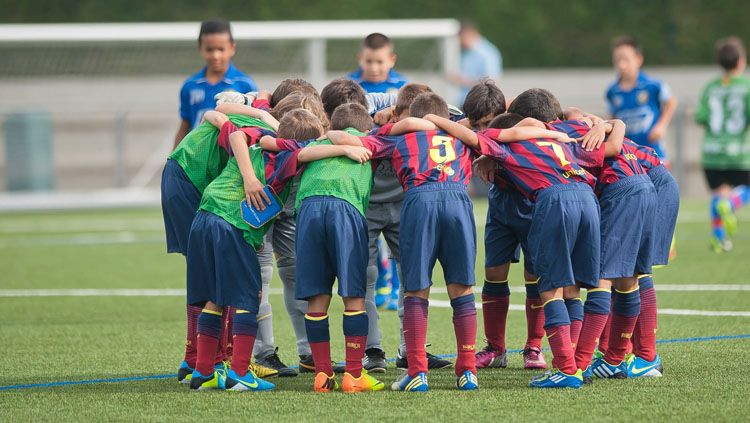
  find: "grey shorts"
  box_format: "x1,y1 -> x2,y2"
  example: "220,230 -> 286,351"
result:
257,234 -> 275,267
366,201 -> 402,265
269,211 -> 296,259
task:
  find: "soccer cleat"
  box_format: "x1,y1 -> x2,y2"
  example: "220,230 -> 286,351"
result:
386,296 -> 399,311
456,370 -> 479,390
717,199 -> 738,238
375,286 -> 392,308
391,371 -> 429,392
189,369 -> 226,390
395,347 -> 453,370
528,368 -> 583,389
363,348 -> 388,373
298,355 -> 315,373
522,346 -> 547,370
249,362 -> 279,379
626,354 -> 664,378
313,372 -> 339,393
341,369 -> 385,392
225,369 -> 275,391
255,347 -> 297,377
177,361 -> 194,384
476,344 -> 508,369
582,366 -> 594,384
710,237 -> 733,253
590,357 -> 628,379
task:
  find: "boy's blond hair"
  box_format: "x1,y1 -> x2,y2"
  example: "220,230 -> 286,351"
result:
272,93 -> 329,130
277,109 -> 325,141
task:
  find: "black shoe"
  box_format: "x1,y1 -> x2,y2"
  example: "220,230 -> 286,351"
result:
363,348 -> 387,373
396,348 -> 453,370
256,347 -> 298,377
298,354 -> 346,374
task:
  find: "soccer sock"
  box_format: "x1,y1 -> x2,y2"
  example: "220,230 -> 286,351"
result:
230,310 -> 258,377
343,310 -> 368,378
575,289 -> 611,370
604,287 -> 641,364
304,312 -> 333,376
633,276 -> 658,361
710,195 -> 727,241
597,292 -> 614,354
403,296 -> 429,377
451,293 -> 478,376
543,298 -> 577,375
196,309 -> 223,376
216,306 -> 233,365
525,282 -> 545,349
184,304 -> 201,367
565,298 -> 584,348
730,185 -> 750,210
481,279 -> 510,352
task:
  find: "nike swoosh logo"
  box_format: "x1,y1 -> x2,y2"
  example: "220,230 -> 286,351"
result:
630,365 -> 654,375
242,379 -> 259,389
530,304 -> 544,309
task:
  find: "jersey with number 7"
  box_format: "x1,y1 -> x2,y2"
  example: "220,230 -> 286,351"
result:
695,76 -> 750,170
477,129 -> 596,202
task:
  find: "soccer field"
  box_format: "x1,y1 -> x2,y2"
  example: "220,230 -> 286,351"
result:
1,199 -> 749,421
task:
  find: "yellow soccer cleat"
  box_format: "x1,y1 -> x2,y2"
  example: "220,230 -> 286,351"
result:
341,369 -> 385,393
249,362 -> 279,379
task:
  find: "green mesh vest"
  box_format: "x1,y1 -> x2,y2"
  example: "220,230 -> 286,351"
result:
169,114 -> 274,193
295,128 -> 374,216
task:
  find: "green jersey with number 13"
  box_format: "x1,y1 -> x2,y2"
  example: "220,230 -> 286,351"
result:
696,75 -> 750,170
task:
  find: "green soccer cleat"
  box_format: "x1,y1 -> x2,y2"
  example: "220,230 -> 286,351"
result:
717,199 -> 738,238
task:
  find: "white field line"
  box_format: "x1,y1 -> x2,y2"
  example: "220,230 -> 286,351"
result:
1,288 -> 748,317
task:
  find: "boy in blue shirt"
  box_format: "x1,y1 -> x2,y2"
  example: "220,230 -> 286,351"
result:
348,33 -> 408,95
174,19 -> 257,149
606,36 -> 677,158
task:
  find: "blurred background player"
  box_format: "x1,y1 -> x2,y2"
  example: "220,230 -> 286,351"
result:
606,36 -> 676,159
695,37 -> 750,253
348,33 -> 408,95
173,19 -> 257,149
450,20 -> 503,105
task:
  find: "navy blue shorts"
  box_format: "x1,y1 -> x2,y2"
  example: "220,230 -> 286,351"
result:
649,165 -> 680,266
400,183 -> 476,292
295,197 -> 368,300
599,175 -> 657,279
186,211 -> 261,312
527,183 -> 600,292
484,184 -> 535,273
161,159 -> 201,255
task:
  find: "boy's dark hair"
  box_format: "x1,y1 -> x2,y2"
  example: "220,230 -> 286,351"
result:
331,103 -> 374,132
612,35 -> 641,54
198,19 -> 233,45
489,112 -> 525,129
394,83 -> 433,116
716,37 -> 746,71
321,78 -> 368,118
277,109 -> 325,141
508,88 -> 563,122
271,78 -> 319,108
463,79 -> 506,124
363,33 -> 393,50
410,92 -> 450,119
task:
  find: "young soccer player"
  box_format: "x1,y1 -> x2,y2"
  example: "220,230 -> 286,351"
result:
272,103 -> 385,392
606,36 -> 677,159
174,19 -> 257,149
426,110 -> 603,389
696,37 -> 750,253
348,33 -> 408,94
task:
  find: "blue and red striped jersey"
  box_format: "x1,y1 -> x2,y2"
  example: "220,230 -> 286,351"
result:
545,120 -> 606,174
362,129 -> 476,190
218,122 -> 276,156
264,149 -> 301,195
625,139 -> 663,172
478,129 -> 596,202
598,142 -> 647,189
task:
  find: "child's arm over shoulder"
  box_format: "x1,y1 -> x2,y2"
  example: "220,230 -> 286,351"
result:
214,104 -> 280,131
297,144 -> 372,164
422,114 -> 479,147
603,119 -> 625,158
387,117 -> 438,135
203,110 -> 230,129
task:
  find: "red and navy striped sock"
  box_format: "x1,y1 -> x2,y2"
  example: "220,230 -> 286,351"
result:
403,296 -> 429,377
525,282 -> 545,349
575,289 -> 611,370
343,310 -> 368,378
451,293 -> 478,376
633,276 -> 658,361
481,279 -> 510,351
605,287 -> 641,364
196,309 -> 223,376
305,312 -> 333,376
565,298 -> 584,349
230,310 -> 258,377
184,304 -> 201,368
543,298 -> 577,375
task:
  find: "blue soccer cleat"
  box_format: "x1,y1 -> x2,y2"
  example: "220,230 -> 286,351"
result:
225,369 -> 275,391
456,370 -> 479,390
177,361 -> 194,384
189,368 -> 226,390
590,358 -> 628,379
626,354 -> 664,378
582,366 -> 594,385
529,368 -> 583,388
391,371 -> 429,392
